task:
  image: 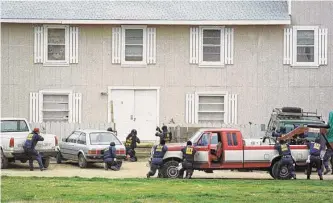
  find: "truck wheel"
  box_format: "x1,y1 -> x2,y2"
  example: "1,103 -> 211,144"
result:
273,160 -> 292,180
42,157 -> 50,168
56,152 -> 62,164
1,151 -> 9,169
78,154 -> 87,168
160,160 -> 181,179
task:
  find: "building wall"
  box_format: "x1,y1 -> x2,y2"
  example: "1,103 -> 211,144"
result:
1,2 -> 332,135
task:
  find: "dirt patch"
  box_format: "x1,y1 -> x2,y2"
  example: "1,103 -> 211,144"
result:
1,161 -> 332,180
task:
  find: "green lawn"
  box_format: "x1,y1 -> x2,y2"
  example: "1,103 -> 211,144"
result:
1,176 -> 333,203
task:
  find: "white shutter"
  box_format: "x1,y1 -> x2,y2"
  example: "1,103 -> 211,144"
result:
34,26 -> 44,63
112,27 -> 122,64
319,28 -> 328,65
185,93 -> 196,124
190,27 -> 199,64
283,28 -> 293,65
147,27 -> 156,64
29,92 -> 41,122
69,26 -> 79,63
228,94 -> 238,124
224,28 -> 234,65
71,93 -> 82,123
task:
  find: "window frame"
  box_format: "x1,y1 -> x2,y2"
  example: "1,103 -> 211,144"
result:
195,91 -> 228,124
121,25 -> 147,67
199,26 -> 225,68
43,25 -> 70,66
292,26 -> 319,67
39,89 -> 73,123
77,133 -> 87,145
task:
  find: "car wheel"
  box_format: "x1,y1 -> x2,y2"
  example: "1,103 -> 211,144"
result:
273,160 -> 292,180
160,160 -> 181,179
42,157 -> 50,168
78,154 -> 87,168
56,152 -> 62,164
1,151 -> 9,169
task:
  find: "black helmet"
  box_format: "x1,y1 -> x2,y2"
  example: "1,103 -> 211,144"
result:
160,140 -> 166,145
107,127 -> 113,132
162,125 -> 167,131
279,139 -> 286,144
110,142 -> 115,146
187,141 -> 192,146
131,129 -> 137,135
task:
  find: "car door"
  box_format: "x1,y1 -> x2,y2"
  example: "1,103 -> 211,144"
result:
194,132 -> 212,164
62,131 -> 81,160
75,133 -> 87,160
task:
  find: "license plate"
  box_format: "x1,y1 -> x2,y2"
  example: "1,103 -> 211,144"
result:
308,128 -> 320,133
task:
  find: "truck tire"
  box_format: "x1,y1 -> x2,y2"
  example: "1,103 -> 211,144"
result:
78,154 -> 87,168
1,151 -> 9,169
273,160 -> 292,180
56,152 -> 62,164
42,157 -> 50,168
160,160 -> 181,179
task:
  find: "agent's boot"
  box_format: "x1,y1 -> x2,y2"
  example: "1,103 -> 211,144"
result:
320,175 -> 323,180
307,175 -> 310,180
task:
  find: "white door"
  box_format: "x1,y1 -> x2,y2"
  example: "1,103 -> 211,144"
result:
111,90 -> 135,141
134,90 -> 157,141
110,89 -> 158,142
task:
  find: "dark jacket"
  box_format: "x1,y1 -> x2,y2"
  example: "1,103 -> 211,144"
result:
308,141 -> 323,156
155,131 -> 172,143
274,143 -> 291,156
181,146 -> 197,163
103,146 -> 117,160
125,134 -> 140,149
152,144 -> 168,165
23,132 -> 44,150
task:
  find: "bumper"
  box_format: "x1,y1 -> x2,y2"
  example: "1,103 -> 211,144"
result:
86,155 -> 126,162
10,151 -> 58,159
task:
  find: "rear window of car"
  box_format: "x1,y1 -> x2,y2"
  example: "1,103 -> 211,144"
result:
89,132 -> 122,145
0,120 -> 29,132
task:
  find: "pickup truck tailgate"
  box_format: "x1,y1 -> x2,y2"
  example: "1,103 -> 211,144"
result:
2,132 -> 57,152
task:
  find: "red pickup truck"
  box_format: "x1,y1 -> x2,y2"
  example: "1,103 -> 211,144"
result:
149,128 -> 311,179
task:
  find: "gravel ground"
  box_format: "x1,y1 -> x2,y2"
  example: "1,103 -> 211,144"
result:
1,160 -> 332,180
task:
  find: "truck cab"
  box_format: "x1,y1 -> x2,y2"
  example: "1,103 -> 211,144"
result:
154,127 -> 309,179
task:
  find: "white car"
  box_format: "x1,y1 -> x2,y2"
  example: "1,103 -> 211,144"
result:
56,129 -> 126,168
0,118 -> 58,169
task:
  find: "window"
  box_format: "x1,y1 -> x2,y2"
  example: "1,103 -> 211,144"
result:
227,133 -> 238,146
199,26 -> 224,67
44,25 -> 69,66
0,120 -> 29,133
41,91 -> 72,122
77,133 -> 86,145
121,26 -> 147,66
197,94 -> 225,124
89,132 -> 122,145
293,26 -> 318,66
67,131 -> 81,143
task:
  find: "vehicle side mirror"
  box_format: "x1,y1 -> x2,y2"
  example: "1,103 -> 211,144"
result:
62,138 -> 67,142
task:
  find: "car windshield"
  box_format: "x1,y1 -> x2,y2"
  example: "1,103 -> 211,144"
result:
0,120 -> 29,132
89,132 -> 121,145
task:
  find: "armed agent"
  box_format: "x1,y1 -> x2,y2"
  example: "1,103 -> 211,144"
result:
180,141 -> 197,179
155,125 -> 172,143
306,137 -> 324,180
23,128 -> 46,171
147,140 -> 168,178
274,139 -> 296,179
103,142 -> 121,171
125,129 -> 140,162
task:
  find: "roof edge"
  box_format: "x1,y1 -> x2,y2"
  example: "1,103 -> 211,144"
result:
0,19 -> 291,25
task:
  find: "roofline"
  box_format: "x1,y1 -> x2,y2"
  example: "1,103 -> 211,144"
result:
0,19 -> 291,25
